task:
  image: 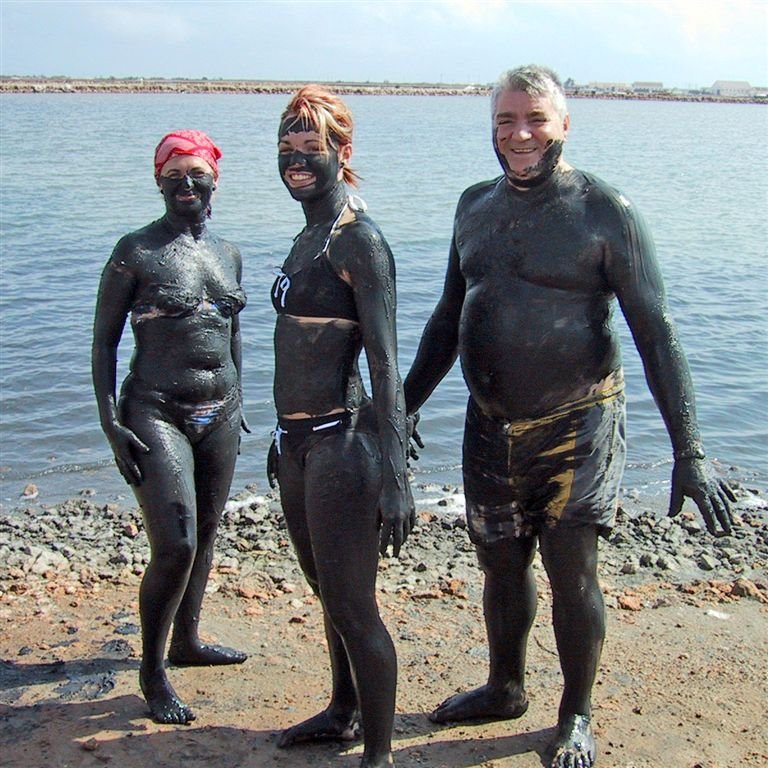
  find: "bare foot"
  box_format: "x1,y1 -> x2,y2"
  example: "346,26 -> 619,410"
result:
549,714 -> 596,768
277,709 -> 361,748
429,684 -> 528,724
168,642 -> 247,666
139,670 -> 196,725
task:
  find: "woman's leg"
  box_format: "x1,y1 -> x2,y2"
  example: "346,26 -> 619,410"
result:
277,435 -> 361,748
125,405 -> 198,724
168,410 -> 247,665
304,431 -> 395,767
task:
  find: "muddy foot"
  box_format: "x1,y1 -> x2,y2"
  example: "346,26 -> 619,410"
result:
168,642 -> 247,666
429,684 -> 529,724
140,671 -> 196,725
277,709 -> 361,748
549,714 -> 596,768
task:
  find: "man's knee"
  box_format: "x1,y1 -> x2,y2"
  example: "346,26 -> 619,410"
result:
476,536 -> 537,576
540,524 -> 601,599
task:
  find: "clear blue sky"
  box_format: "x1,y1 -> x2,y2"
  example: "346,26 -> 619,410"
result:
1,0 -> 766,89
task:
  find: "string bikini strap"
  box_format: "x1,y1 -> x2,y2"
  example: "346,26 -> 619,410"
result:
316,195 -> 368,260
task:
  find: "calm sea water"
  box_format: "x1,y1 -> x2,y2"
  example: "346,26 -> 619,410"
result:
0,93 -> 766,513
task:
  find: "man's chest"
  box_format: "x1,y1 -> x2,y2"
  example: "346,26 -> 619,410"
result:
456,200 -> 609,294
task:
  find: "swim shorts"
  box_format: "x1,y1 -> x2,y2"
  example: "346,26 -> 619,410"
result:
463,372 -> 626,544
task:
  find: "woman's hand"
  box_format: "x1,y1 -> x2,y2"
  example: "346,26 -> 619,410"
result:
106,423 -> 150,486
378,481 -> 416,558
267,440 -> 279,489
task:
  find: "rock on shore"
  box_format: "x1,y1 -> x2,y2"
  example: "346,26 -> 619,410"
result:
1,482 -> 766,606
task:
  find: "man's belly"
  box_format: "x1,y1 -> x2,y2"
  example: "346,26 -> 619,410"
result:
458,293 -> 620,419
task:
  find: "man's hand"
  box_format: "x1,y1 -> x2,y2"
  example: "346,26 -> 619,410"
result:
406,412 -> 424,463
108,425 -> 149,486
378,482 -> 416,557
668,458 -> 736,536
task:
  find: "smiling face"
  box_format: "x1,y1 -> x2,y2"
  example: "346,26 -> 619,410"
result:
277,116 -> 351,202
157,154 -> 216,218
492,89 -> 569,188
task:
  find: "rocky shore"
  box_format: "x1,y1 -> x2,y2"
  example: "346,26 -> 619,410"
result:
1,77 -> 483,97
1,76 -> 764,105
2,483 -> 767,768
2,480 -> 766,604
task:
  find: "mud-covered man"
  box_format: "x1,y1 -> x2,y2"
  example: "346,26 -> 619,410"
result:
404,64 -> 734,768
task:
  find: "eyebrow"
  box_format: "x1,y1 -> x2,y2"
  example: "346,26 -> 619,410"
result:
277,136 -> 323,149
495,109 -> 549,120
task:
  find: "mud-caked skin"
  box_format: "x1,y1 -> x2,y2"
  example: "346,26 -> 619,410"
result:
271,89 -> 413,768
404,65 -> 735,768
92,141 -> 248,725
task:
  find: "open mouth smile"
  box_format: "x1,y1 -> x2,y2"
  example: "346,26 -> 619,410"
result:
286,169 -> 316,188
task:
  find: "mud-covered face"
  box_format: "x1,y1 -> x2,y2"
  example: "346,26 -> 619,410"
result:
157,154 -> 216,217
277,117 -> 346,202
492,90 -> 569,188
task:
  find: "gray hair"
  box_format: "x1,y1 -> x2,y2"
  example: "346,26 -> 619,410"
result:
491,65 -> 568,120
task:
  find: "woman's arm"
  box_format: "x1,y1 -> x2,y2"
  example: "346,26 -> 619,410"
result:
336,219 -> 414,556
228,245 -> 250,434
91,243 -> 149,484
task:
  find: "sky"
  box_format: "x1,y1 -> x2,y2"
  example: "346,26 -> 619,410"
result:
1,0 -> 766,89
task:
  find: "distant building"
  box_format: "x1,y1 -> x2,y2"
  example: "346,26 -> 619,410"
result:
632,81 -> 664,93
585,81 -> 631,94
709,80 -> 753,97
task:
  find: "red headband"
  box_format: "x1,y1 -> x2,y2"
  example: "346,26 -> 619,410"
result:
154,130 -> 222,179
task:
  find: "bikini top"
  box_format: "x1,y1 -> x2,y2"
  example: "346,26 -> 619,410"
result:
131,284 -> 247,323
271,196 -> 366,323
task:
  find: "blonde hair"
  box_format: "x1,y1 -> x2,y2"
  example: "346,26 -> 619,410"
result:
280,85 -> 360,187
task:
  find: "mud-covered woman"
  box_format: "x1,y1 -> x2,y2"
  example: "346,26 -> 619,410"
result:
269,86 -> 415,767
92,131 -> 248,725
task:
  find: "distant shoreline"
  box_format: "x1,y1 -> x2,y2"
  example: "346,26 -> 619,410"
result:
1,76 -> 764,105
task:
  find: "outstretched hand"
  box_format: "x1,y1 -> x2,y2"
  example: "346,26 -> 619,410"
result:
108,425 -> 150,486
378,482 -> 416,558
668,458 -> 736,536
